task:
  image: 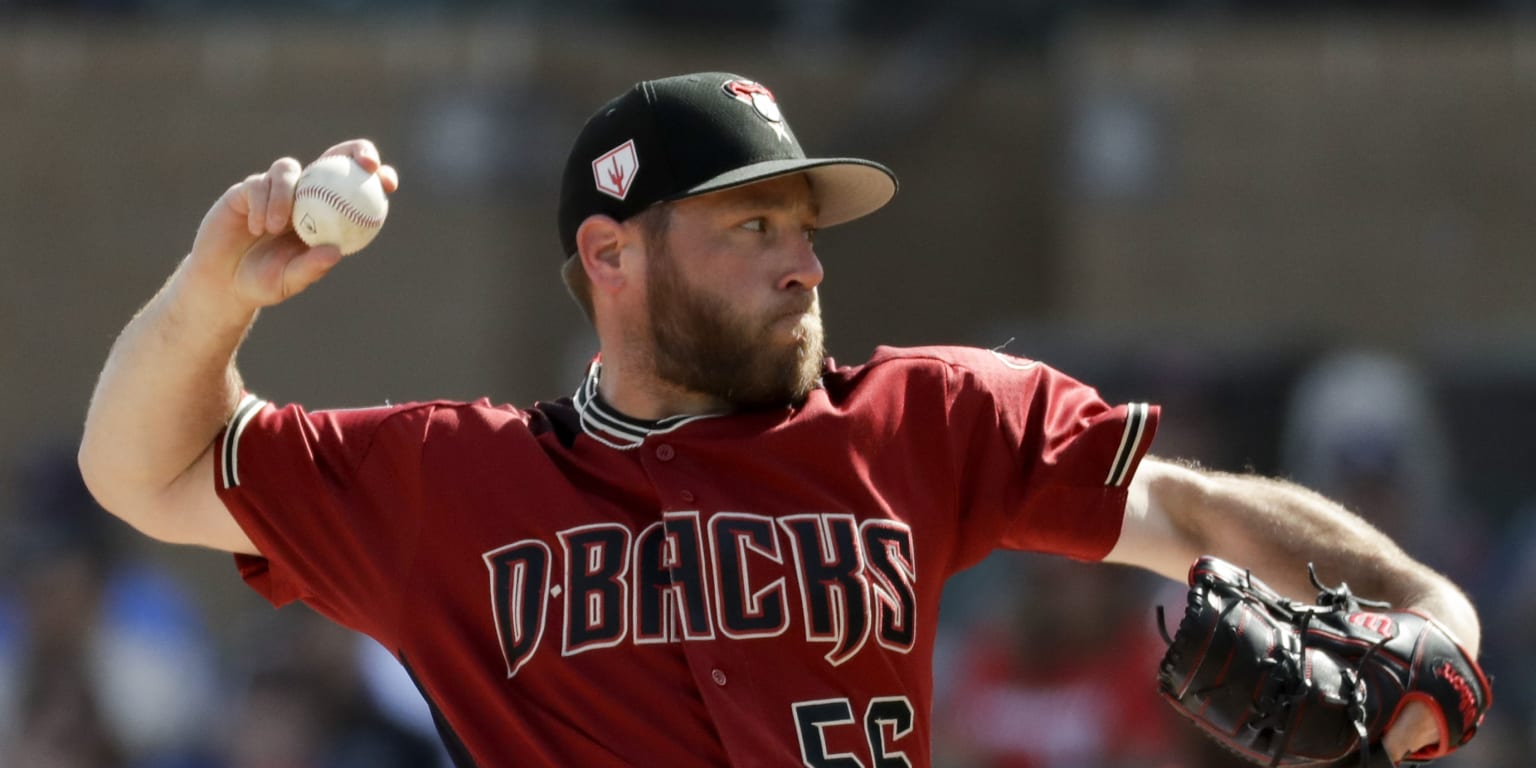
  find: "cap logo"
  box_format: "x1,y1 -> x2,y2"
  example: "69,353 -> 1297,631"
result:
723,79 -> 783,123
722,79 -> 794,144
592,139 -> 639,200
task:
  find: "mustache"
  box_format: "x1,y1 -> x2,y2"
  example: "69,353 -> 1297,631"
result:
775,292 -> 819,320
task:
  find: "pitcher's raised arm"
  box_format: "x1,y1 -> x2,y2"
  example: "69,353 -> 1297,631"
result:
77,140 -> 398,553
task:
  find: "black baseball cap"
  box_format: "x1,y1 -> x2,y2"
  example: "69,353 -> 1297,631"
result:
558,72 -> 898,256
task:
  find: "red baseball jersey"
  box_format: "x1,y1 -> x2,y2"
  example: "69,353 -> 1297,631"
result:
214,345 -> 1158,768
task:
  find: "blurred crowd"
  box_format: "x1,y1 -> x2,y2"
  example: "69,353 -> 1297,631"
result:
2,347 -> 1532,768
0,450 -> 450,768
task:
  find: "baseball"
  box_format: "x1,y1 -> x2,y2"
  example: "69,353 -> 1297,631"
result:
291,154 -> 390,255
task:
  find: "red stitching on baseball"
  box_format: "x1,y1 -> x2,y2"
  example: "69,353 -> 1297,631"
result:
296,185 -> 385,229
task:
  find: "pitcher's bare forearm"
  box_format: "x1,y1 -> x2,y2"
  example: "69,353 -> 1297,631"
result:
78,259 -> 259,546
1112,459 -> 1480,654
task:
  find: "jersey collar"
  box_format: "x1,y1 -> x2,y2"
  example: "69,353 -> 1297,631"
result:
571,360 -> 725,450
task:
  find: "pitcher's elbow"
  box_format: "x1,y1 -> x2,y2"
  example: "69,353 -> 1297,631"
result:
76,436 -> 116,513
77,438 -> 156,540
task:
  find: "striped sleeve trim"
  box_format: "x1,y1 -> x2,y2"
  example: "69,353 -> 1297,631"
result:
221,394 -> 268,489
1104,402 -> 1151,487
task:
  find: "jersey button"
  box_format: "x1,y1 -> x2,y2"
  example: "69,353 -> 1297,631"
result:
711,668 -> 727,686
680,490 -> 695,503
655,444 -> 676,461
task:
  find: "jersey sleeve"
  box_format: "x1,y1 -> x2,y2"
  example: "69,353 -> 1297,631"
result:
213,393 -> 430,641
942,348 -> 1159,565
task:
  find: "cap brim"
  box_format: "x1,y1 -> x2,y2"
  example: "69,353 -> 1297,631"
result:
674,158 -> 898,229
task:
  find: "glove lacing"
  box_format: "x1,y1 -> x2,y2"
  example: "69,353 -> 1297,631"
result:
1305,564 -> 1398,768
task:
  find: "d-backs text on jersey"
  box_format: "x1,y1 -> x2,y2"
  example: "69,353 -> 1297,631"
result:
482,511 -> 917,677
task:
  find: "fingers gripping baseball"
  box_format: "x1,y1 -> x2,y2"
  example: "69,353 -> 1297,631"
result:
319,138 -> 400,190
189,140 -> 397,309
250,158 -> 302,236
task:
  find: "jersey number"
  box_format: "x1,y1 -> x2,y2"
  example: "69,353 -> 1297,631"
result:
792,696 -> 915,768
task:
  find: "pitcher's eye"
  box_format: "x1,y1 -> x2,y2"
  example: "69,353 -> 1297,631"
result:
740,218 -> 766,233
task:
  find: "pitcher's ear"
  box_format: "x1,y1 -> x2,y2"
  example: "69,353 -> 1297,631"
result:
575,215 -> 628,290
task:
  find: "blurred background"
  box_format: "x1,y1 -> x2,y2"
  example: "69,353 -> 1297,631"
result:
2,1 -> 1534,766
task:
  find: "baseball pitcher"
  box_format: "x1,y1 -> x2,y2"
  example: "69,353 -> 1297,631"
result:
79,72 -> 1487,767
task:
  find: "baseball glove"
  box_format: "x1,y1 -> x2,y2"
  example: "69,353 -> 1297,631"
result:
1155,556 -> 1491,767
